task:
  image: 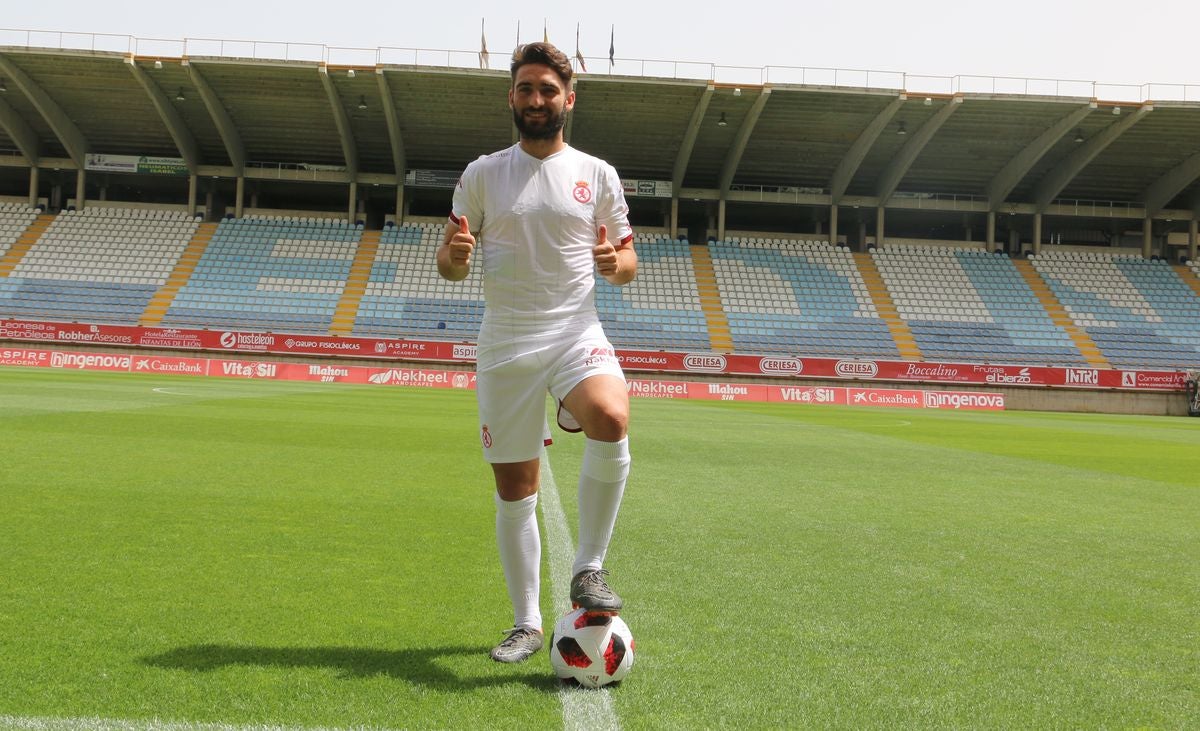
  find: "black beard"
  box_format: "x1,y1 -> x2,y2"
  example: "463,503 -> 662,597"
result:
512,106 -> 567,140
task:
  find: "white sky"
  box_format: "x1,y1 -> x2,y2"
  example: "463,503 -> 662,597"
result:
3,0 -> 1199,90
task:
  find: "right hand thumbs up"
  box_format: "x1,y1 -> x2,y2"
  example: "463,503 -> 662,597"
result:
449,215 -> 475,267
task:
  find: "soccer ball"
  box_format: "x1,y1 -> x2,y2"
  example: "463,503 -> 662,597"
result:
549,608 -> 635,688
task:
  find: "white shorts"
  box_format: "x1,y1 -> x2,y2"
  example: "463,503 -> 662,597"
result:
475,321 -> 625,463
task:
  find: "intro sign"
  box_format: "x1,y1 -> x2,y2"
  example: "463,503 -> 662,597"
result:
85,154 -> 189,176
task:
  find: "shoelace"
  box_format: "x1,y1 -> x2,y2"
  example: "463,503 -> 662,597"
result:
498,627 -> 539,647
579,569 -> 611,589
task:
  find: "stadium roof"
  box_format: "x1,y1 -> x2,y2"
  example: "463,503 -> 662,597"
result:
1,35 -> 1200,230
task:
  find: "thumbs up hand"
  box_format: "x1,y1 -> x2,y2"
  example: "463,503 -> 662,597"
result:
438,215 -> 476,281
448,215 -> 475,267
593,224 -> 619,277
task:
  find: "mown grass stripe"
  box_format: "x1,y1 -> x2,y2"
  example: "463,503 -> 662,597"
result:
0,716 -> 393,731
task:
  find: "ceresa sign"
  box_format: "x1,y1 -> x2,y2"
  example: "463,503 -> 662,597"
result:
683,353 -> 727,373
835,360 -> 878,378
758,357 -> 802,375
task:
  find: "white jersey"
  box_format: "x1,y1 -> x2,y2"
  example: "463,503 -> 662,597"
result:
450,143 -> 633,339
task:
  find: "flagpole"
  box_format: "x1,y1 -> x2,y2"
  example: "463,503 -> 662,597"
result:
575,22 -> 587,74
479,18 -> 489,70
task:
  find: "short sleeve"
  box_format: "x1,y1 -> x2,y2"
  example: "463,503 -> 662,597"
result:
596,164 -> 634,247
450,158 -> 484,230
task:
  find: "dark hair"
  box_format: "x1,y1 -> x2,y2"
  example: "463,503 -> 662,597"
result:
510,42 -> 573,87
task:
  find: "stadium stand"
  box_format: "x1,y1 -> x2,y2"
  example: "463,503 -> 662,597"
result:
1031,250 -> 1200,369
160,215 -> 356,332
353,222 -> 484,339
708,237 -> 898,357
0,202 -> 38,261
873,244 -> 1086,366
595,234 -> 710,350
0,206 -> 196,324
3,204 -> 1199,373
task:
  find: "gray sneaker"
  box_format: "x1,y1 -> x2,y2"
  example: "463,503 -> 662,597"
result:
570,569 -> 624,613
490,626 -> 544,663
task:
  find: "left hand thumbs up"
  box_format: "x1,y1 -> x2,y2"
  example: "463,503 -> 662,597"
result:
593,224 -> 618,277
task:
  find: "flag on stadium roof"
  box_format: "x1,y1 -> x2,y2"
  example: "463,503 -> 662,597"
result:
479,19 -> 489,70
609,26 -> 615,69
575,23 -> 587,73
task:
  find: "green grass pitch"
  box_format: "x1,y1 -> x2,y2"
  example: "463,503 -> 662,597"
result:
0,367 -> 1197,729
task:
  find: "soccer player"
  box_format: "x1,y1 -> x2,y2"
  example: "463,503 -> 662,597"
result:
437,41 -> 637,664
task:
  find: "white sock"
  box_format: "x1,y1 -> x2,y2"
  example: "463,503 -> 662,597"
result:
495,492 -> 541,630
572,437 -> 630,577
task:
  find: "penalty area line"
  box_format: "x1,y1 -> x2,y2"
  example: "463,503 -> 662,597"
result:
539,448 -> 621,731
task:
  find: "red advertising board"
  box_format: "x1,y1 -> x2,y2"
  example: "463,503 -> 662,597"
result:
47,351 -> 133,371
130,355 -> 208,376
769,385 -> 848,406
3,348 -> 1007,411
0,318 -> 1187,391
0,347 -> 52,367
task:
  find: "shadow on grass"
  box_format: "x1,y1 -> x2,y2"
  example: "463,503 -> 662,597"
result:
142,644 -> 560,693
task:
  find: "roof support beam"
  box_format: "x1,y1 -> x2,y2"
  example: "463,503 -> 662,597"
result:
876,97 -> 960,206
374,70 -> 408,181
0,52 -> 88,167
376,69 -> 408,221
125,57 -> 200,173
830,95 -> 904,203
717,86 -> 771,197
0,95 -> 40,164
1140,150 -> 1200,218
375,70 -> 406,179
185,60 -> 245,175
671,83 -> 713,192
318,65 -> 359,179
1034,105 -> 1151,213
986,103 -> 1093,210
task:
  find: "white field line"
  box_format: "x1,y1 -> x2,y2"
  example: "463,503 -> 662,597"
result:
539,449 -> 621,731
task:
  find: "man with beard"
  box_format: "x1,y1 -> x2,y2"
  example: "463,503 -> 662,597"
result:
437,41 -> 637,664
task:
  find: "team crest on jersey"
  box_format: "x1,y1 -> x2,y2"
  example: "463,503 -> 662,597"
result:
481,425 -> 493,448
572,180 -> 592,203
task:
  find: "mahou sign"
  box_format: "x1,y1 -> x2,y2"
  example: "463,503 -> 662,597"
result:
0,318 -> 1187,391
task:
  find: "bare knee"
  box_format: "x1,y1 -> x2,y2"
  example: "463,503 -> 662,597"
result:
492,459 -> 540,501
563,376 -> 630,442
586,398 -> 628,441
